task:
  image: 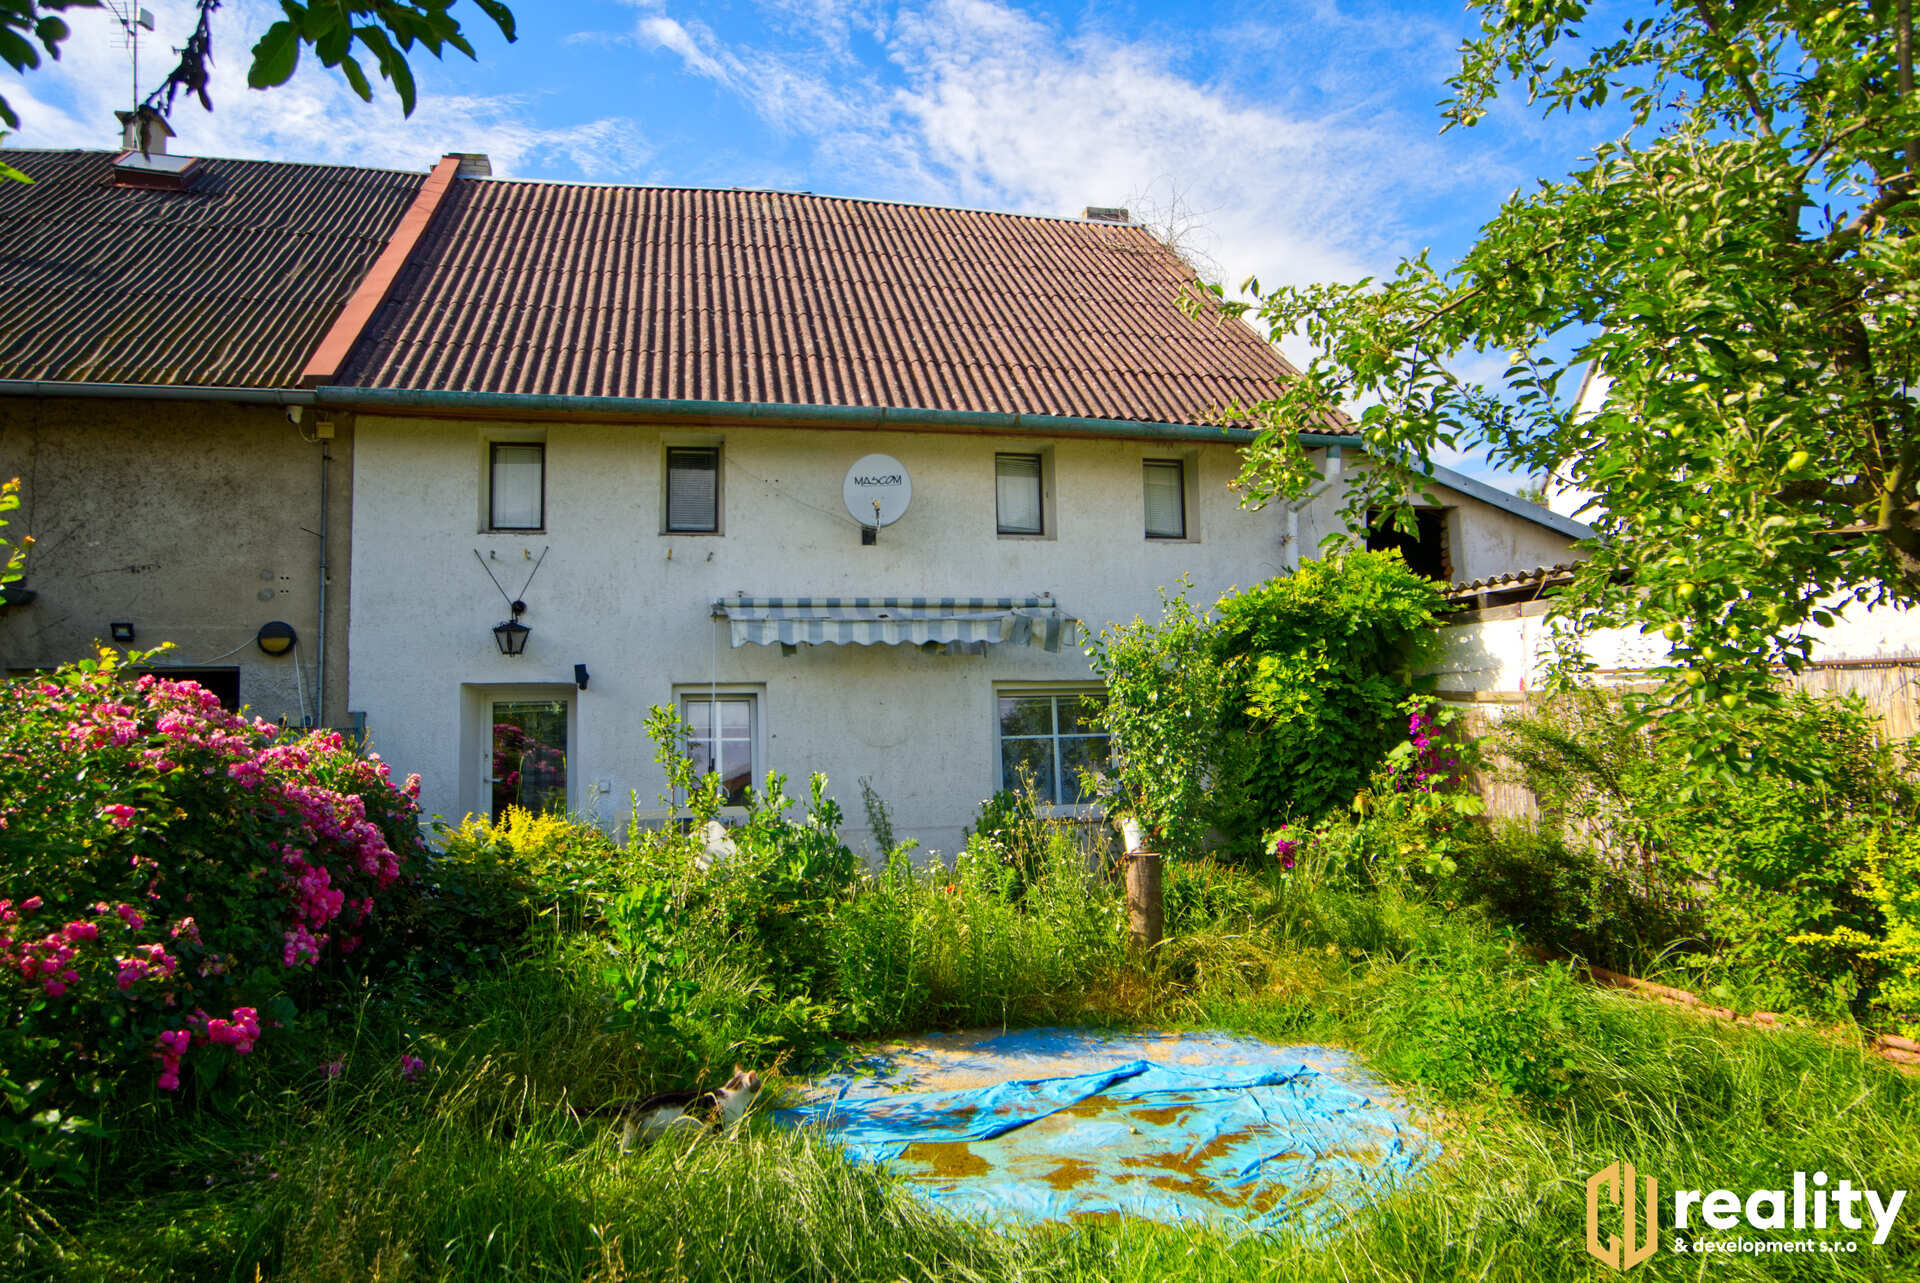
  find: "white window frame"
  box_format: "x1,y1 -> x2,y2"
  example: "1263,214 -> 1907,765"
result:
673,685 -> 765,817
993,685 -> 1110,814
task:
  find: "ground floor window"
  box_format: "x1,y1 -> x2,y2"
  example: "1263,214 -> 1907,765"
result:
997,688 -> 1110,805
680,692 -> 757,807
490,698 -> 568,821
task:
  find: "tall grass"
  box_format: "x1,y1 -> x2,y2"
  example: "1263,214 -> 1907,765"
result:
10,822 -> 1920,1281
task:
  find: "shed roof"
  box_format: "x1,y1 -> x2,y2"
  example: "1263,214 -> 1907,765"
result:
338,181 -> 1322,429
0,150 -> 424,387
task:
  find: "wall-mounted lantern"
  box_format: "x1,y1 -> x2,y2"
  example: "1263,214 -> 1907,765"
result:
492,600 -> 530,655
255,621 -> 297,656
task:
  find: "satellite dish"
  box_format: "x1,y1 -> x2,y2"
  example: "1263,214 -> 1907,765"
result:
843,453 -> 912,527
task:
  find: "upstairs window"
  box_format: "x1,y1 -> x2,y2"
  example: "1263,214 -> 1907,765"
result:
489,443 -> 545,531
995,453 -> 1044,535
1143,459 -> 1186,539
666,447 -> 720,533
1366,507 -> 1452,581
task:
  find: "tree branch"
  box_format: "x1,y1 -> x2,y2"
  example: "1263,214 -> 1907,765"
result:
1903,0 -> 1918,181
1690,0 -> 1776,138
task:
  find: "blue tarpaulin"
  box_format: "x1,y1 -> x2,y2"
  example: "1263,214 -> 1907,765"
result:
777,1028 -> 1435,1232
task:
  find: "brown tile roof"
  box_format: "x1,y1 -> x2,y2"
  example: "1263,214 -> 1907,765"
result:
339,182 -> 1322,428
0,150 -> 424,387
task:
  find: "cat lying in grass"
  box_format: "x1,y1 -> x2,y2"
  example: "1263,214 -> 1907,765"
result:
593,1066 -> 763,1152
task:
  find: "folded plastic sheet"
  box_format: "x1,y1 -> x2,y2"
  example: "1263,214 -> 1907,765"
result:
777,1028 -> 1434,1232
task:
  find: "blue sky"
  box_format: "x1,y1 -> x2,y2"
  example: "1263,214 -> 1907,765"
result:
6,0 -> 1631,482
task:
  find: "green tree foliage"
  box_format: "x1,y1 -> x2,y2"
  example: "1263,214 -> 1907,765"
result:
1082,579 -> 1236,858
1218,0 -> 1920,759
0,1 -> 516,143
1213,551 -> 1446,838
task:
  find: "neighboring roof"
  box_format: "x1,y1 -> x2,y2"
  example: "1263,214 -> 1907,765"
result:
1445,562 -> 1583,602
1421,460 -> 1595,541
337,182 -> 1321,429
0,150 -> 424,387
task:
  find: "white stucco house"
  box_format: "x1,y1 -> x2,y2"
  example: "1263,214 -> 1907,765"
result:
279,169 -> 1590,852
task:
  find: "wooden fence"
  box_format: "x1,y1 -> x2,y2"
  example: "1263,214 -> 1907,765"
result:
1440,658 -> 1920,822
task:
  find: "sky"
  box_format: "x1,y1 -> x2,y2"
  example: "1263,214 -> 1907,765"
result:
3,0 -> 1632,484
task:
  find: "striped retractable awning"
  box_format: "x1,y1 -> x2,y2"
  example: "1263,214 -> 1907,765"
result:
712,596 -> 1076,652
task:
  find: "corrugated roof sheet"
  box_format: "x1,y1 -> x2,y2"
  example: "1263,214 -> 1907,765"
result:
0,150 -> 424,387
341,182 -> 1322,428
1444,563 -> 1583,601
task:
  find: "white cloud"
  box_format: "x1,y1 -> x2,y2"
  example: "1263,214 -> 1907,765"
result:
635,15 -> 734,86
6,0 -> 650,178
619,0 -> 1483,297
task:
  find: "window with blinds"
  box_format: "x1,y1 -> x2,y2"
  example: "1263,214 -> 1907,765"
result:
1143,459 -> 1186,539
995,453 -> 1044,535
489,442 -> 545,531
666,447 -> 720,533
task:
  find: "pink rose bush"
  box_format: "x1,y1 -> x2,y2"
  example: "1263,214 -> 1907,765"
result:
0,651 -> 425,1178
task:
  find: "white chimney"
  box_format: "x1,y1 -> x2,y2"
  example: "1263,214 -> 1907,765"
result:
115,109 -> 173,156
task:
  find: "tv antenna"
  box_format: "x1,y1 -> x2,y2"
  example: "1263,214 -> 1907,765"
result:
102,3 -> 157,118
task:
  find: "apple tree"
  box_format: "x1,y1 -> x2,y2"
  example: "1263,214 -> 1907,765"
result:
1220,0 -> 1920,769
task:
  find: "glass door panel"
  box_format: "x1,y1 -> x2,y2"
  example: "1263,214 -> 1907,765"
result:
490,700 -> 568,821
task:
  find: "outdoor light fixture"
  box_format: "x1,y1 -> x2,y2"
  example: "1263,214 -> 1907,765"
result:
492,600 -> 530,656
109,621 -> 135,643
255,620 -> 297,656
574,663 -> 590,690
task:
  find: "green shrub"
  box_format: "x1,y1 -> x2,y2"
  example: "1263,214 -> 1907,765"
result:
962,779 -> 1054,901
683,770 -> 858,1002
1502,687 -> 1920,1020
1212,551 -> 1445,845
0,653 -> 424,1183
1449,822 -> 1699,974
425,805 -> 625,942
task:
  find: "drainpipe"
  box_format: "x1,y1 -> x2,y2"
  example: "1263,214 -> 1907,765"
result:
316,437 -> 329,728
1285,446 -> 1344,565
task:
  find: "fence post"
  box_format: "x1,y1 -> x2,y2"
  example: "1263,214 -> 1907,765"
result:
1125,851 -> 1163,952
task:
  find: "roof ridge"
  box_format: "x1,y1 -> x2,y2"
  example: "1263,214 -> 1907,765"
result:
447,174 -> 1159,229
5,147 -> 1159,228
0,146 -> 423,180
